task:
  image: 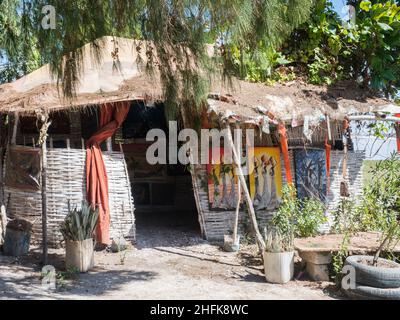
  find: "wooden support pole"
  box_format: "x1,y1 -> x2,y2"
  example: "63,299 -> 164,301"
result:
41,135 -> 48,265
226,123 -> 265,252
40,118 -> 51,265
11,113 -> 19,145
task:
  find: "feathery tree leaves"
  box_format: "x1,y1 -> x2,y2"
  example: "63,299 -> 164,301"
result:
0,0 -> 313,116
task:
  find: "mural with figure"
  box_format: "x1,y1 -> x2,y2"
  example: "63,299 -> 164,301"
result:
294,149 -> 327,201
248,147 -> 282,211
207,148 -> 240,210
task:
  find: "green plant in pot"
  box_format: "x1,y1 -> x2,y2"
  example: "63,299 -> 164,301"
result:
263,227 -> 295,284
60,201 -> 99,272
263,185 -> 296,284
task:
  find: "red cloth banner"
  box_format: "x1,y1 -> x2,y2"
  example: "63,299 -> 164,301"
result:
325,137 -> 331,194
86,101 -> 130,245
278,123 -> 293,184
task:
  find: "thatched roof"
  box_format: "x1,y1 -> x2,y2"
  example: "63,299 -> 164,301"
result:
0,36 -> 396,122
207,80 -> 397,122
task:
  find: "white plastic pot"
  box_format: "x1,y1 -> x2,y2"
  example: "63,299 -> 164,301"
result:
263,251 -> 294,284
65,239 -> 94,272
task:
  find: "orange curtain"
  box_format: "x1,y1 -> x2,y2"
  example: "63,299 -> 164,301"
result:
278,123 -> 293,184
86,101 -> 131,245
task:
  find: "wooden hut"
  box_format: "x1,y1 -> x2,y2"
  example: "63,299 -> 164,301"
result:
0,36 -> 398,249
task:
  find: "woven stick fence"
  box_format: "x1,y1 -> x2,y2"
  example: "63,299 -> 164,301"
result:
4,147 -> 135,247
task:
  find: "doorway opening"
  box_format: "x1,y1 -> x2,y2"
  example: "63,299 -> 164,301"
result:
120,100 -> 200,245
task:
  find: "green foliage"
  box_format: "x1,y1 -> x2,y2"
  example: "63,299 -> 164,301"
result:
271,184 -> 297,237
272,184 -> 327,238
330,155 -> 400,278
296,197 -> 328,237
358,154 -> 400,231
332,154 -> 400,234
60,201 -> 99,241
0,0 -> 40,83
331,230 -> 351,283
331,197 -> 362,233
283,0 -> 400,95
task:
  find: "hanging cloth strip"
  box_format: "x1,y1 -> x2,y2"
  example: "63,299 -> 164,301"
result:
86,101 -> 131,245
325,117 -> 332,195
395,113 -> 400,153
325,137 -> 331,195
278,123 -> 293,184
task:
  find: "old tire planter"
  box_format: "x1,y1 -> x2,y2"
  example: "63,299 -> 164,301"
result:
345,255 -> 400,288
344,284 -> 400,300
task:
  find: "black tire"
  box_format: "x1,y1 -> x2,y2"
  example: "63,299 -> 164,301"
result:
345,255 -> 400,289
343,284 -> 400,300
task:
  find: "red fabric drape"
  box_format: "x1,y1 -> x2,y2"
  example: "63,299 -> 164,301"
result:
325,137 -> 331,194
278,123 -> 293,184
86,101 -> 130,245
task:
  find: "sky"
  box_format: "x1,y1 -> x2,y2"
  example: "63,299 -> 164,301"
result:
331,0 -> 351,19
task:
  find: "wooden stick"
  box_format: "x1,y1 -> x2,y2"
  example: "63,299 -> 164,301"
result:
232,124 -> 241,245
226,123 -> 265,252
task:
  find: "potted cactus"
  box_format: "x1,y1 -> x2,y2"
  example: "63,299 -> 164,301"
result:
60,201 -> 99,272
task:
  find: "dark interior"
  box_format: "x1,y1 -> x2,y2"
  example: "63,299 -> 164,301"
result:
121,101 -> 200,234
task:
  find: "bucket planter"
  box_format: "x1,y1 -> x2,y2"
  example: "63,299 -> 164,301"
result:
60,201 -> 99,273
3,219 -> 32,256
263,226 -> 295,284
65,239 -> 95,272
263,251 -> 294,284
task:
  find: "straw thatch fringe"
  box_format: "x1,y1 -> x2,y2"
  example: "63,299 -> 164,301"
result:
4,147 -> 135,247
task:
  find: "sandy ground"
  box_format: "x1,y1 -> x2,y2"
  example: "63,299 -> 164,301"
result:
0,221 -> 342,300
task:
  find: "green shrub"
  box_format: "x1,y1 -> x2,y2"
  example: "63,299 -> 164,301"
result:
272,184 -> 327,238
296,197 -> 327,237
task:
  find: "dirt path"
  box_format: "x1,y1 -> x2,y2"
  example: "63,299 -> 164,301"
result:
0,226 -> 340,300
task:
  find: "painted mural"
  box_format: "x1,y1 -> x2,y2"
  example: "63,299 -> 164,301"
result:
294,149 -> 327,201
207,148 -> 240,210
248,147 -> 282,211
